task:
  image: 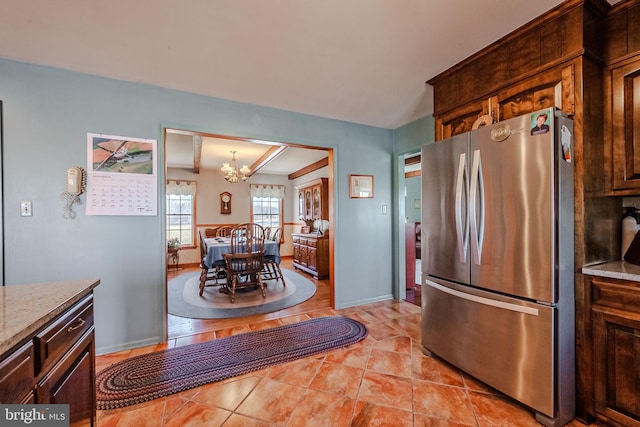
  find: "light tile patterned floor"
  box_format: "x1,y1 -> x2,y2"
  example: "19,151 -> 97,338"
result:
96,300 -> 592,426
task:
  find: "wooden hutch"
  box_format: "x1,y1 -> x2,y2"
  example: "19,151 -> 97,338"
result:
292,178 -> 329,279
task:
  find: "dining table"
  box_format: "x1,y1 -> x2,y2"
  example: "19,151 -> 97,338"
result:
203,237 -> 281,269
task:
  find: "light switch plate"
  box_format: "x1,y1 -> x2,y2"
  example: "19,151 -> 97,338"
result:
21,200 -> 32,217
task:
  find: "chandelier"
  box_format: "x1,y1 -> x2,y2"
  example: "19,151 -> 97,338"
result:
221,150 -> 250,183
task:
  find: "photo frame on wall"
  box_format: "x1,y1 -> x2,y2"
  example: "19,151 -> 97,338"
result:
349,174 -> 374,198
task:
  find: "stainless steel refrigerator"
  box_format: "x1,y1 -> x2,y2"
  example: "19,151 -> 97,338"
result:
421,108 -> 574,427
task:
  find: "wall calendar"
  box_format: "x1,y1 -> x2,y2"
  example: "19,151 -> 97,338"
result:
85,133 -> 158,216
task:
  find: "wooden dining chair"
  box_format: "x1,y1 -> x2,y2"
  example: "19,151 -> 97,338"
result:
223,223 -> 266,303
198,229 -> 226,296
216,225 -> 233,237
262,227 -> 285,286
204,227 -> 219,238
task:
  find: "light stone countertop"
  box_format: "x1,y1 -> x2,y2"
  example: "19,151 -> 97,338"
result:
0,278 -> 100,355
582,261 -> 640,282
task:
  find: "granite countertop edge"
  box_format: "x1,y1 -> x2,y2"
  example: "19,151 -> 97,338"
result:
582,260 -> 640,282
0,278 -> 100,356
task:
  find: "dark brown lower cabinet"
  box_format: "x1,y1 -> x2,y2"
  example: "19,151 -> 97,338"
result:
0,341 -> 36,404
292,233 -> 329,279
591,277 -> 640,426
0,294 -> 96,426
37,330 -> 95,426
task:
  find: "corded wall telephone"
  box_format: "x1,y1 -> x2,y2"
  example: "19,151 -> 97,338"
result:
66,166 -> 84,195
62,166 -> 86,218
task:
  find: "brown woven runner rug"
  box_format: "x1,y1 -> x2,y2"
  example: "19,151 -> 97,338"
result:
96,316 -> 367,409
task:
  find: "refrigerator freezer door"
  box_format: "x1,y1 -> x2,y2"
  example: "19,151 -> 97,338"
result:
422,276 -> 556,418
469,111 -> 556,303
421,132 -> 469,284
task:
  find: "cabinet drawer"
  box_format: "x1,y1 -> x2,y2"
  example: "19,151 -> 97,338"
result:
299,238 -> 308,246
592,278 -> 640,314
307,239 -> 317,248
293,237 -> 300,244
0,342 -> 35,403
35,295 -> 94,375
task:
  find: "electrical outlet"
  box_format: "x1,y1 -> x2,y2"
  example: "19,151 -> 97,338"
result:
382,204 -> 388,215
21,200 -> 32,217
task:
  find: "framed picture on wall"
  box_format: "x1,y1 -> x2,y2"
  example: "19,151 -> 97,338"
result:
349,174 -> 374,198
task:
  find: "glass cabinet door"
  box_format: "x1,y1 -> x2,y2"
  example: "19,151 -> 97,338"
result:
313,186 -> 321,219
305,189 -> 313,219
298,191 -> 305,220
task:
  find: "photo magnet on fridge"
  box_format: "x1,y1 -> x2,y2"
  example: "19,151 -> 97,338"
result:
530,111 -> 550,136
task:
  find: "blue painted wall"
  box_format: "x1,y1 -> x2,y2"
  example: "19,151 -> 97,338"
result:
394,114 -> 434,154
0,58 -> 408,354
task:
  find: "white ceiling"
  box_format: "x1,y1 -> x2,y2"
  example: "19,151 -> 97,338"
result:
165,131 -> 329,175
0,0 -> 621,173
0,0 -> 613,129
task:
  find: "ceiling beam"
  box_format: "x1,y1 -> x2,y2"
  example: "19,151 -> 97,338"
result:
248,146 -> 288,177
288,157 -> 329,180
193,135 -> 203,174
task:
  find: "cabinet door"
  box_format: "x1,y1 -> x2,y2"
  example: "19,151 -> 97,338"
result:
592,306 -> 640,426
292,243 -> 300,263
298,192 -> 305,220
435,100 -> 486,140
496,65 -> 574,122
312,185 -> 322,220
0,342 -> 35,403
304,190 -> 313,220
610,58 -> 640,193
300,246 -> 308,267
37,331 -> 95,427
307,247 -> 317,271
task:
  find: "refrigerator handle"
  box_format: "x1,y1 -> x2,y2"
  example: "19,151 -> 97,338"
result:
470,149 -> 485,264
424,279 -> 539,316
455,153 -> 468,263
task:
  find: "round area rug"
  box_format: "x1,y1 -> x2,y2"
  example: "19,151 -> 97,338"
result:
168,268 -> 316,319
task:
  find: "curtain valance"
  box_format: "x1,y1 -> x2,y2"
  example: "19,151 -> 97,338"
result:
166,180 -> 196,196
249,184 -> 285,198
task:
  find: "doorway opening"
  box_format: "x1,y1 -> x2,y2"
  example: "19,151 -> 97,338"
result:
403,152 -> 421,307
163,128 -> 335,336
